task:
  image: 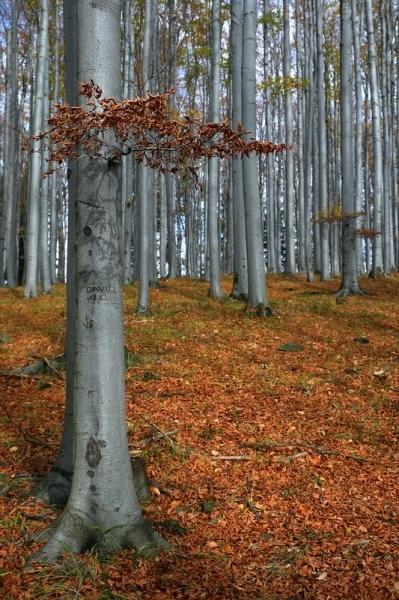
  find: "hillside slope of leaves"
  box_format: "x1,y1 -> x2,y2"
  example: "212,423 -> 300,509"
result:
0,274 -> 398,599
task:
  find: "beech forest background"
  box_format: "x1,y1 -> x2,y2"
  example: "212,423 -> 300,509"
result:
1,0 -> 398,289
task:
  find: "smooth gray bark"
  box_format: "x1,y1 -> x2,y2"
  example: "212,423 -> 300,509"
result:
40,43 -> 52,294
33,0 -> 165,561
242,0 -> 271,315
1,0 -> 21,287
315,0 -> 330,280
136,0 -> 154,314
295,0 -> 305,273
166,0 -> 177,278
351,0 -> 363,273
159,173 -> 167,278
303,0 -> 314,283
50,0 -> 60,284
37,0 -> 79,508
122,0 -> 135,283
24,0 -> 49,297
283,0 -> 296,274
207,0 -> 224,300
380,1 -> 393,273
365,0 -> 384,277
230,1 -> 248,299
337,0 -> 362,296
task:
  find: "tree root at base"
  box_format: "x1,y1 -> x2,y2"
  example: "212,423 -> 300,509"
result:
335,287 -> 366,299
28,510 -> 169,564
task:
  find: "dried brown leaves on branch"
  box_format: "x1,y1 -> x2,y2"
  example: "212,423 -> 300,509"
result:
34,81 -> 288,177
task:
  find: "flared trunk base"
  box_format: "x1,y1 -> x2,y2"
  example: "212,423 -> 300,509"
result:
29,510 -> 168,563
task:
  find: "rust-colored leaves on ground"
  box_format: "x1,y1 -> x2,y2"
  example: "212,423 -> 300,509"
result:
0,275 -> 398,599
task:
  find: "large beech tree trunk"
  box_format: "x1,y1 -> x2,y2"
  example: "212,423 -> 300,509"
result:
33,0 -> 165,562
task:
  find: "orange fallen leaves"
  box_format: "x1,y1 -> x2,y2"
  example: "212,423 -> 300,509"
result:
0,275 -> 399,598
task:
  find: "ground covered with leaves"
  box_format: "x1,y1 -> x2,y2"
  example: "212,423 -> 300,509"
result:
0,274 -> 398,599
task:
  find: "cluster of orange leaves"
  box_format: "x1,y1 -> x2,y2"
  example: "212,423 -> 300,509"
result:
354,227 -> 381,239
35,81 -> 288,177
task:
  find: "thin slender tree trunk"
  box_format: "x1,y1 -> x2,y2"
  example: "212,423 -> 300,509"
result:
50,0 -> 61,284
304,0 -> 314,283
365,0 -> 384,277
207,0 -> 224,299
137,0 -> 152,314
2,0 -> 21,287
337,0 -> 362,295
40,41 -> 52,293
315,0 -> 330,280
166,0 -> 177,278
283,0 -> 296,274
295,0 -> 305,273
24,0 -> 49,297
242,0 -> 271,315
230,0 -> 248,299
351,0 -> 363,274
122,0 -> 135,283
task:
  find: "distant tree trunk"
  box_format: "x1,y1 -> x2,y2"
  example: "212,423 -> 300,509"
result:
365,0 -> 384,277
303,0 -> 314,283
230,0 -> 248,300
207,0 -> 225,299
49,0 -> 61,284
122,0 -> 135,283
283,0 -> 296,275
351,0 -> 363,274
25,0 -> 49,298
295,0 -> 305,274
380,0 -> 393,273
315,0 -> 330,280
242,0 -> 272,315
1,0 -> 21,287
337,0 -> 362,296
159,173 -> 167,277
40,42 -> 52,294
230,0 -> 248,299
166,0 -> 177,278
137,0 -> 152,314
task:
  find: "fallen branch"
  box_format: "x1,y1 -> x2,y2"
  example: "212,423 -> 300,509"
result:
32,355 -> 65,380
141,429 -> 178,445
241,440 -> 374,463
210,455 -> 249,461
139,416 -> 177,449
1,353 -> 65,379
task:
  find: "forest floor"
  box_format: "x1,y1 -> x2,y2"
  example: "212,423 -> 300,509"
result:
0,274 -> 398,599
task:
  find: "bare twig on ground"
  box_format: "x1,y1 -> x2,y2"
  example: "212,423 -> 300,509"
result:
139,416 -> 178,449
241,440 -> 376,464
210,455 -> 249,461
32,355 -> 65,380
